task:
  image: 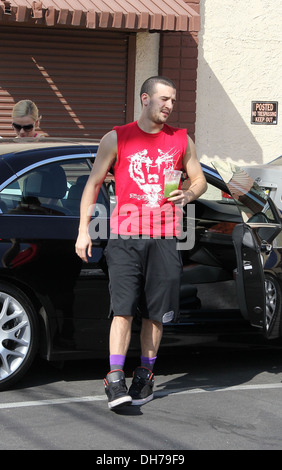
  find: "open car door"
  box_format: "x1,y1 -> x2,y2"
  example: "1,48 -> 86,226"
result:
213,161 -> 282,338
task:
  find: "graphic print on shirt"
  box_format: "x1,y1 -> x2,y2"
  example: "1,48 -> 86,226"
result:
128,147 -> 179,207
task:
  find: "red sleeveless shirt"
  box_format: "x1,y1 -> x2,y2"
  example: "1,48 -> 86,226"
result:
111,121 -> 187,237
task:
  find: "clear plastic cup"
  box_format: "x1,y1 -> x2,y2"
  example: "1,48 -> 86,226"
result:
164,170 -> 182,198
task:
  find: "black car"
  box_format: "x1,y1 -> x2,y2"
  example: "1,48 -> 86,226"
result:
0,138 -> 281,390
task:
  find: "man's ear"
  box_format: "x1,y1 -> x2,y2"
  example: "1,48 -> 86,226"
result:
141,92 -> 150,107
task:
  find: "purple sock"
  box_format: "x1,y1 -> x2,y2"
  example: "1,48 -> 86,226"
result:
141,355 -> 157,371
110,354 -> 126,371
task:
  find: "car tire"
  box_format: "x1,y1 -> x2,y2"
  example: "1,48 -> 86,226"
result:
265,274 -> 281,337
0,282 -> 39,390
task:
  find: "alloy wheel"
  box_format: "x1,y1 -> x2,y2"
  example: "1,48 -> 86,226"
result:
265,277 -> 278,332
0,286 -> 38,389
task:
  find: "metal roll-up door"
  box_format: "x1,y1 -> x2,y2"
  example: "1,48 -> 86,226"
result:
0,26 -> 130,139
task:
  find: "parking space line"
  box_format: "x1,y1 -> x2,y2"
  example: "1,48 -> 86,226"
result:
0,395 -> 105,410
155,382 -> 282,397
1,382 -> 282,410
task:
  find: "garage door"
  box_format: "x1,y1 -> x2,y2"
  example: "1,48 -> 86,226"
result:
0,26 -> 130,139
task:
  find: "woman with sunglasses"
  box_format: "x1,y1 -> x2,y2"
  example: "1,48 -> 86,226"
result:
12,100 -> 46,138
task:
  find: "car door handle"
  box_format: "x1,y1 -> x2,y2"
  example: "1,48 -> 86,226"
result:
260,241 -> 272,253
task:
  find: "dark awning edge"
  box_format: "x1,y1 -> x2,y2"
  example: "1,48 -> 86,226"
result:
0,0 -> 200,32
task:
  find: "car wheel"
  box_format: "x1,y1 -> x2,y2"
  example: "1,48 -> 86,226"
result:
0,283 -> 39,390
265,274 -> 281,336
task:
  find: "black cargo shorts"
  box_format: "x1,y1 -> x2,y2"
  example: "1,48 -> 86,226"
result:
105,236 -> 183,323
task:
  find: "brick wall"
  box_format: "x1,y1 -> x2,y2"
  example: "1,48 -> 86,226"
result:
158,0 -> 200,140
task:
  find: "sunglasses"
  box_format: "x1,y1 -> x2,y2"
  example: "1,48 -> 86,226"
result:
12,123 -> 34,132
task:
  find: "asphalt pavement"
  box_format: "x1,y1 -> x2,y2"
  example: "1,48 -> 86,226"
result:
1,341 -> 282,451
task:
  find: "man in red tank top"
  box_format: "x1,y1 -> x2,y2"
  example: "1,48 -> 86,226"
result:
75,76 -> 207,410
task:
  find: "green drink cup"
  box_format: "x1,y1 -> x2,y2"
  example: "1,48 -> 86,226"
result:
164,170 -> 181,198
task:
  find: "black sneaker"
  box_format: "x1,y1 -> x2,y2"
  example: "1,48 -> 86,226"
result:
104,370 -> 132,410
128,367 -> 154,406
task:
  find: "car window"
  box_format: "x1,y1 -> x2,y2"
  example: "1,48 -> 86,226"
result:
0,159 -> 108,216
212,161 -> 280,224
198,182 -> 226,202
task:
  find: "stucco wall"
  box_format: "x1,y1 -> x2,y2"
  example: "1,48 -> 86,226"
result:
196,0 -> 282,166
134,30 -> 198,138
134,32 -> 160,120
